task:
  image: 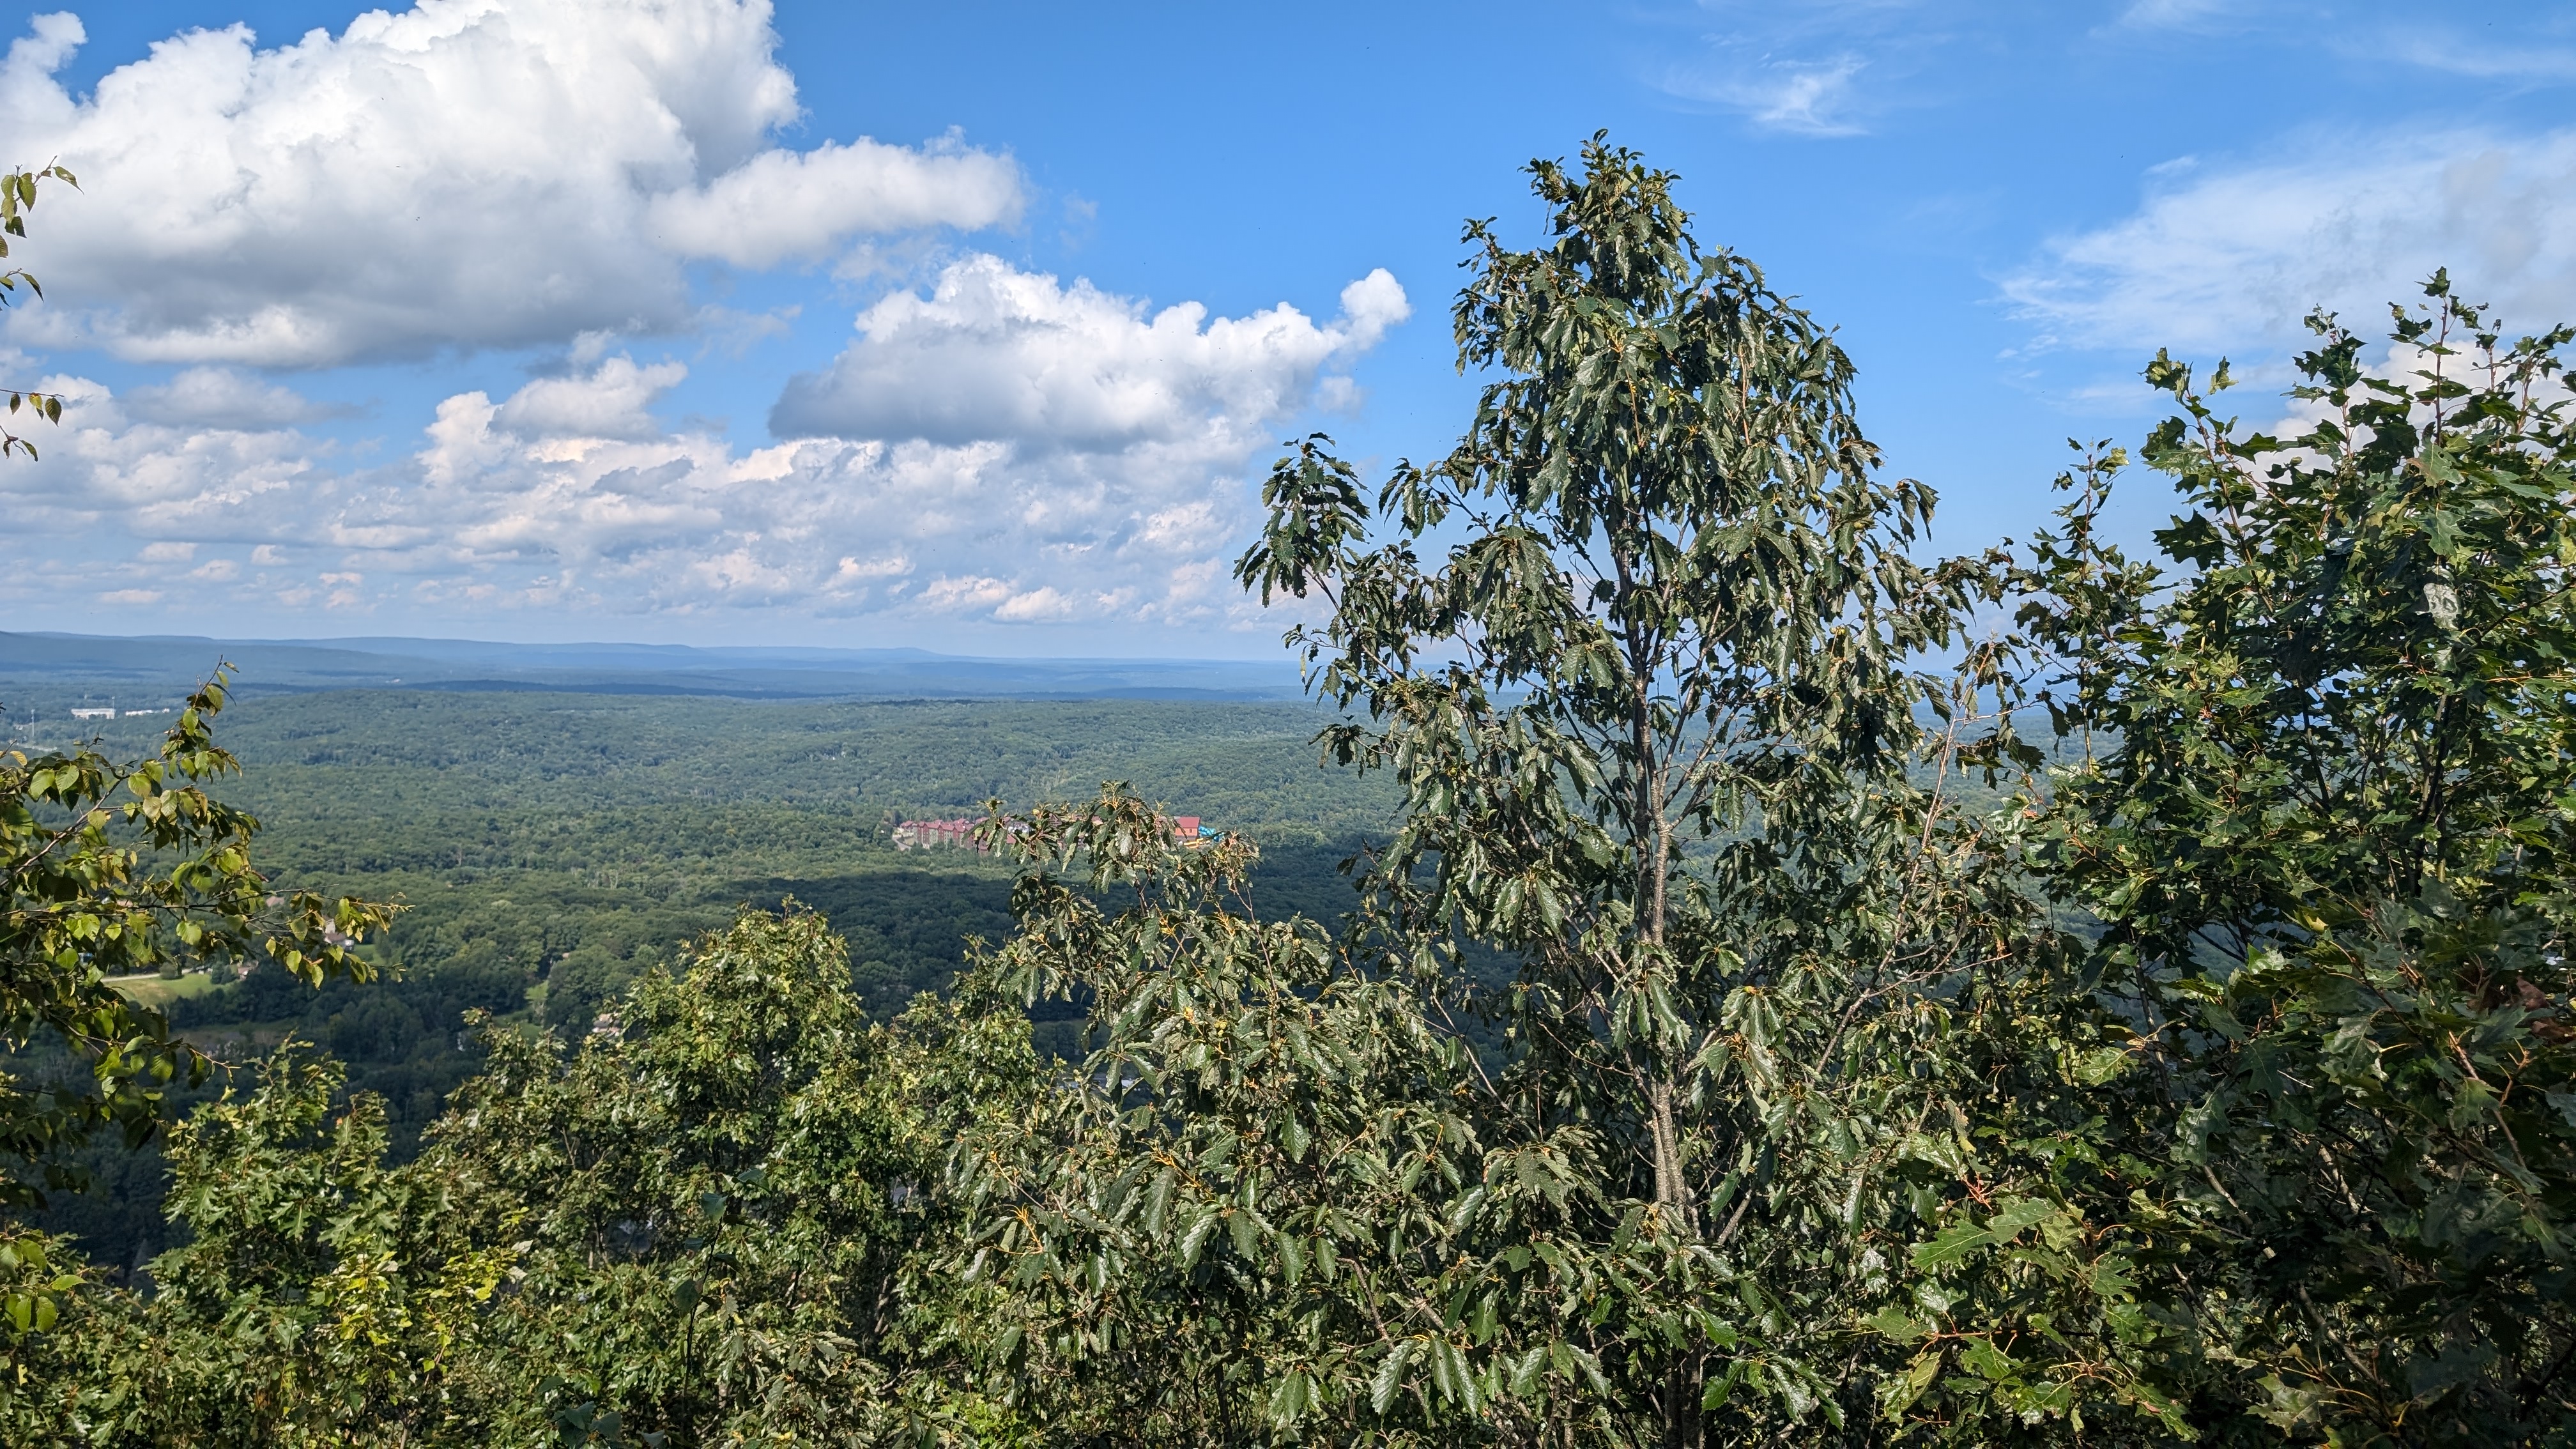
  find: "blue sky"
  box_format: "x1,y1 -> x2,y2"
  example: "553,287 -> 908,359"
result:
1,0 -> 2570,656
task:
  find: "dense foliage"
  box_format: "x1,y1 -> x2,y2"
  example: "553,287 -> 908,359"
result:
4,138 -> 2573,1447
0,910 -> 1036,1446
1983,277 -> 2576,1444
955,136 -> 2065,1445
0,674 -> 388,1202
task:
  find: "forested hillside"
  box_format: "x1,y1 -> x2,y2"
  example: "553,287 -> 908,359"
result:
19,693 -> 1400,1266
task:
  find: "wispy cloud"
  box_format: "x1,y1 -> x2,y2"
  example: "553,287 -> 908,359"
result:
1669,54 -> 1870,137
1657,0 -> 1937,137
2000,126 -> 2576,358
2363,26 -> 2576,82
2115,0 -> 2231,32
1667,2 -> 2576,144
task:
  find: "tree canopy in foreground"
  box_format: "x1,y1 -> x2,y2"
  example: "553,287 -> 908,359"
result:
5,137 -> 2575,1448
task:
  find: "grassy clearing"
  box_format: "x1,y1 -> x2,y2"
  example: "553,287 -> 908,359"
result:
105,972 -> 222,1011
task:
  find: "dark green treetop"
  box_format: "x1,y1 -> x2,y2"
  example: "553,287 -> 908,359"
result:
1991,274 -> 2576,1443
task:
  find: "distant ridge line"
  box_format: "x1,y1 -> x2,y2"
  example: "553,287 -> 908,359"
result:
0,631 -> 1307,704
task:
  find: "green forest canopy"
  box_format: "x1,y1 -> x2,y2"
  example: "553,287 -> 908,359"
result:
10,693 -> 1404,1264
4,137 -> 2575,1446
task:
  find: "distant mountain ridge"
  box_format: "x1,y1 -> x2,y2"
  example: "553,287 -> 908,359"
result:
0,631 -> 1307,703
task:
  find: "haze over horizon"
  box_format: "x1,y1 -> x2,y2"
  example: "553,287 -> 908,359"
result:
3,0 -> 2570,657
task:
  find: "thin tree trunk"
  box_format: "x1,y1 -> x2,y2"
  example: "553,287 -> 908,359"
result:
1621,585 -> 1700,1449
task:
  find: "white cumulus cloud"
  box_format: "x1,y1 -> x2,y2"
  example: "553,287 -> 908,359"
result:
0,256 -> 1409,629
121,367 -> 356,427
770,254 -> 1407,448
647,134 -> 1025,268
0,374 -> 342,554
0,3 -> 1022,367
494,356 -> 688,441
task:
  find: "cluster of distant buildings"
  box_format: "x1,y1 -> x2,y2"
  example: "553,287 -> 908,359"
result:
67,706 -> 172,720
887,813 -> 1224,853
891,817 -> 988,853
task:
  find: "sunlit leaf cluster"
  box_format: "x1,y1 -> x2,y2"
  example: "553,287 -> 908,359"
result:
1,671 -> 390,1208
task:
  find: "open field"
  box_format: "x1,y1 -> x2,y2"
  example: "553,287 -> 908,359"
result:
102,973 -> 220,1011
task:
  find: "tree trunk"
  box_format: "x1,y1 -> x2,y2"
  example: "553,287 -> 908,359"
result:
1622,597 -> 1699,1448
1651,1075 -> 1701,1449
